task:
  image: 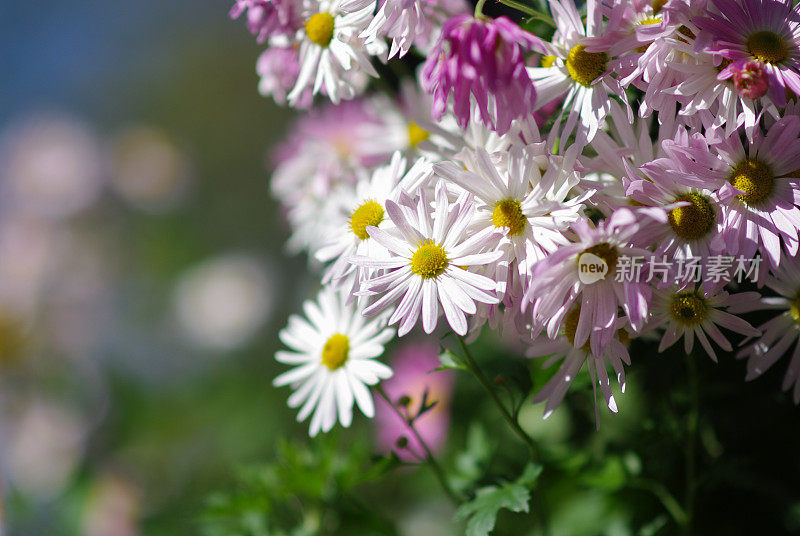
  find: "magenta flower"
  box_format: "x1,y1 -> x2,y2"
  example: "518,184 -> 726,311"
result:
229,0 -> 300,41
732,60 -> 769,99
421,15 -> 542,135
374,342 -> 454,460
256,46 -> 312,108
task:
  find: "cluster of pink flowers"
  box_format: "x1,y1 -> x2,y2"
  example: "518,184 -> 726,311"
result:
232,0 -> 800,436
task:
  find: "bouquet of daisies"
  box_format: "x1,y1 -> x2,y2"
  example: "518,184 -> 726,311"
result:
230,0 -> 800,503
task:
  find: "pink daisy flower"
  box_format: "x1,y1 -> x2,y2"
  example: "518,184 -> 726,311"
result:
527,316 -> 634,423
733,254 -> 800,402
523,207 -> 665,356
616,0 -> 703,119
650,278 -> 761,361
588,0 -> 677,77
624,156 -> 731,260
694,0 -> 800,106
657,117 -> 800,267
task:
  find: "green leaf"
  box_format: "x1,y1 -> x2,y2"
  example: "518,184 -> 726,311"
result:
516,463 -> 544,488
638,515 -> 668,536
454,463 -> 542,536
451,424 -> 494,493
580,456 -> 627,491
435,350 -> 467,372
413,388 -> 439,420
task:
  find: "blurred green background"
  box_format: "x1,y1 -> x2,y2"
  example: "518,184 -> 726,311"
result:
2,1 -> 309,533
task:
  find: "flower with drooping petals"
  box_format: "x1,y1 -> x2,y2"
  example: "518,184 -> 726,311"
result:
527,315 -> 634,424
421,15 -> 542,135
523,208 -> 665,356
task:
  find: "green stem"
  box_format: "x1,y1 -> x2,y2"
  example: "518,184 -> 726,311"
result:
630,478 -> 689,527
374,385 -> 464,503
474,0 -> 488,18
495,0 -> 556,25
457,337 -> 539,459
684,353 -> 700,533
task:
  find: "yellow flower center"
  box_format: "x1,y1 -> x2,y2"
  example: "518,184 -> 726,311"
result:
669,291 -> 708,326
667,192 -> 716,241
562,306 -> 590,350
580,242 -> 619,274
491,198 -> 526,236
637,16 -> 662,26
321,333 -> 349,370
790,293 -> 800,324
349,200 -> 384,240
566,45 -> 608,87
617,328 -> 632,346
747,30 -> 788,64
411,240 -> 449,279
729,158 -> 774,206
540,54 -> 557,68
407,122 -> 430,148
305,12 -> 335,47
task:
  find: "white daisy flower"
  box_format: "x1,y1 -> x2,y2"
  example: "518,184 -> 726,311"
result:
351,182 -> 504,336
526,0 -> 630,148
288,0 -> 386,106
273,287 -> 395,437
377,90 -> 537,168
315,152 -> 433,296
434,145 -> 588,292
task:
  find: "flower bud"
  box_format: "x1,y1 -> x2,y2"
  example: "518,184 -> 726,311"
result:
733,60 -> 769,99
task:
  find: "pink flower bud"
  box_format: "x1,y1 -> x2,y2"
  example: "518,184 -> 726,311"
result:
733,60 -> 769,99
